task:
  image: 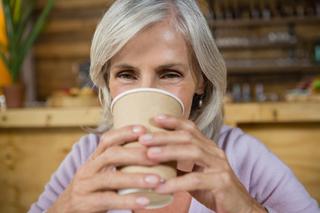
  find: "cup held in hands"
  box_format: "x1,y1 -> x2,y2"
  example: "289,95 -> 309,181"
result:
111,88 -> 184,209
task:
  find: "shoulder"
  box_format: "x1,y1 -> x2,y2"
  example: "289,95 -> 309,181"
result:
217,126 -> 270,185
217,125 -> 270,169
217,125 -> 290,190
217,125 -> 319,212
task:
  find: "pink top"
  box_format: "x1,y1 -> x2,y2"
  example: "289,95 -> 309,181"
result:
28,126 -> 319,213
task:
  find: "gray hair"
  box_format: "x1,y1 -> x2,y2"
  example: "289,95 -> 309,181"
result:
90,0 -> 226,142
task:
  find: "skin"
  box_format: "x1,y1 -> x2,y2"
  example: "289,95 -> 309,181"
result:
48,20 -> 266,213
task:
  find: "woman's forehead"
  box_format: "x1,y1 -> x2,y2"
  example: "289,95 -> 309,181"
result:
110,21 -> 190,65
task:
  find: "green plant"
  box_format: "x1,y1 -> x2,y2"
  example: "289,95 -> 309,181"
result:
0,0 -> 54,83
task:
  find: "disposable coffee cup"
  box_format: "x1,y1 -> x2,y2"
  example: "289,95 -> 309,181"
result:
111,88 -> 184,209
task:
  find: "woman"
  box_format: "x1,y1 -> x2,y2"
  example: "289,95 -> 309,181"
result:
29,0 -> 319,212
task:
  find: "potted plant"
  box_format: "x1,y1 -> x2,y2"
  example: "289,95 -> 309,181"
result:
0,0 -> 54,108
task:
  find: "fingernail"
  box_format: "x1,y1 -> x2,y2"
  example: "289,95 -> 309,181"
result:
132,126 -> 144,133
144,175 -> 159,184
148,147 -> 162,155
156,114 -> 167,120
140,134 -> 153,143
136,197 -> 150,206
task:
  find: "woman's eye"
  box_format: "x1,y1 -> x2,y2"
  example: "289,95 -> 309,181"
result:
160,70 -> 182,79
116,71 -> 136,80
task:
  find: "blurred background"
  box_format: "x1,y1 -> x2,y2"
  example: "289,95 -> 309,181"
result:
0,0 -> 319,212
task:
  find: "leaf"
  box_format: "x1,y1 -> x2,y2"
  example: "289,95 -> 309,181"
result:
13,0 -> 21,24
313,80 -> 320,90
15,3 -> 33,46
2,0 -> 54,82
2,0 -> 14,43
0,49 -> 8,67
14,0 -> 54,81
2,0 -> 15,76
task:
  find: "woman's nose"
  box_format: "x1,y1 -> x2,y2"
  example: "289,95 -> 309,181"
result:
139,75 -> 157,88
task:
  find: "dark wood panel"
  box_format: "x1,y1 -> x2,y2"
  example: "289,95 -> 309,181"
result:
35,41 -> 90,59
44,17 -> 99,34
209,16 -> 320,28
37,0 -> 113,10
34,0 -> 114,99
36,60 -> 83,73
222,49 -> 289,60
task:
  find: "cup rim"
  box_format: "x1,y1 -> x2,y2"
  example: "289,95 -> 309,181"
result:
110,88 -> 185,114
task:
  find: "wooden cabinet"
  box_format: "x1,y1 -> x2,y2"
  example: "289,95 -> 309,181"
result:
0,107 -> 101,213
0,104 -> 319,212
0,129 -> 79,213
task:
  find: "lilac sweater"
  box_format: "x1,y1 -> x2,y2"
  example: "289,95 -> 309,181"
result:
29,126 -> 319,213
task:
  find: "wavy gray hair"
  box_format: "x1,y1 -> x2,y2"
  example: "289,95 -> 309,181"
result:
90,0 -> 226,142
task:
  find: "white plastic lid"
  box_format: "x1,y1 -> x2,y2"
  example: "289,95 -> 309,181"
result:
110,88 -> 185,114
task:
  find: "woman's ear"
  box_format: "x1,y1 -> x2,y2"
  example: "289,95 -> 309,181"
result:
195,73 -> 205,95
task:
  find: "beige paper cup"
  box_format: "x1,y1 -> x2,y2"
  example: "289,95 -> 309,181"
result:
111,88 -> 184,209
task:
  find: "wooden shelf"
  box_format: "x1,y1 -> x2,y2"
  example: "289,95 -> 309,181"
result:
37,0 -> 112,10
224,102 -> 320,125
227,63 -> 320,74
1,102 -> 320,128
209,16 -> 320,28
218,41 -> 297,50
0,107 -> 102,128
35,41 -> 90,58
45,17 -> 99,34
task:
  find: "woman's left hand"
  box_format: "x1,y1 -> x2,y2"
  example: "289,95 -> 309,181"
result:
138,114 -> 266,213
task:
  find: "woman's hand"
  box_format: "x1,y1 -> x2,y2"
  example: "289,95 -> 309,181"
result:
139,115 -> 267,213
48,125 -> 162,213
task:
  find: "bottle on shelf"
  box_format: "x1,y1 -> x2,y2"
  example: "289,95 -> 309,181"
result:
295,0 -> 306,17
224,0 -> 234,20
239,1 -> 251,20
232,84 -> 242,102
231,0 -> 240,19
282,0 -> 295,17
269,0 -> 281,18
261,0 -> 272,20
316,0 -> 320,16
255,83 -> 267,102
305,0 -> 315,16
212,0 -> 224,20
314,39 -> 320,64
242,83 -> 252,102
250,0 -> 260,19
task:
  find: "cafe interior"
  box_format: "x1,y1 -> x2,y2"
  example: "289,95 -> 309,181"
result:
0,0 -> 319,212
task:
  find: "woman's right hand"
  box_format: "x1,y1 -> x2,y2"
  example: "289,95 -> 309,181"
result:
48,125 -> 162,213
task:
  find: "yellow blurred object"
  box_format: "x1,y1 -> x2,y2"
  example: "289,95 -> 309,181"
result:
0,2 -> 7,46
0,60 -> 11,86
0,2 -> 12,87
80,87 -> 94,96
47,87 -> 98,107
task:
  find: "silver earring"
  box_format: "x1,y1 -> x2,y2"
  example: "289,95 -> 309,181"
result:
198,97 -> 203,108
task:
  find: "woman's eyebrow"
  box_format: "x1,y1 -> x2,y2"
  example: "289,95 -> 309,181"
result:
112,63 -> 186,70
156,63 -> 186,70
112,63 -> 136,69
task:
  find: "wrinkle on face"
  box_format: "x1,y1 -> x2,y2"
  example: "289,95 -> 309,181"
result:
108,20 -> 204,118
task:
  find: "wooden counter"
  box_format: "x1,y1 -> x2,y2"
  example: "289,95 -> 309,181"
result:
0,102 -> 319,212
1,102 -> 319,127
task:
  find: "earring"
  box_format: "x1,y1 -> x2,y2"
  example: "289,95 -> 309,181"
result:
198,95 -> 203,108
